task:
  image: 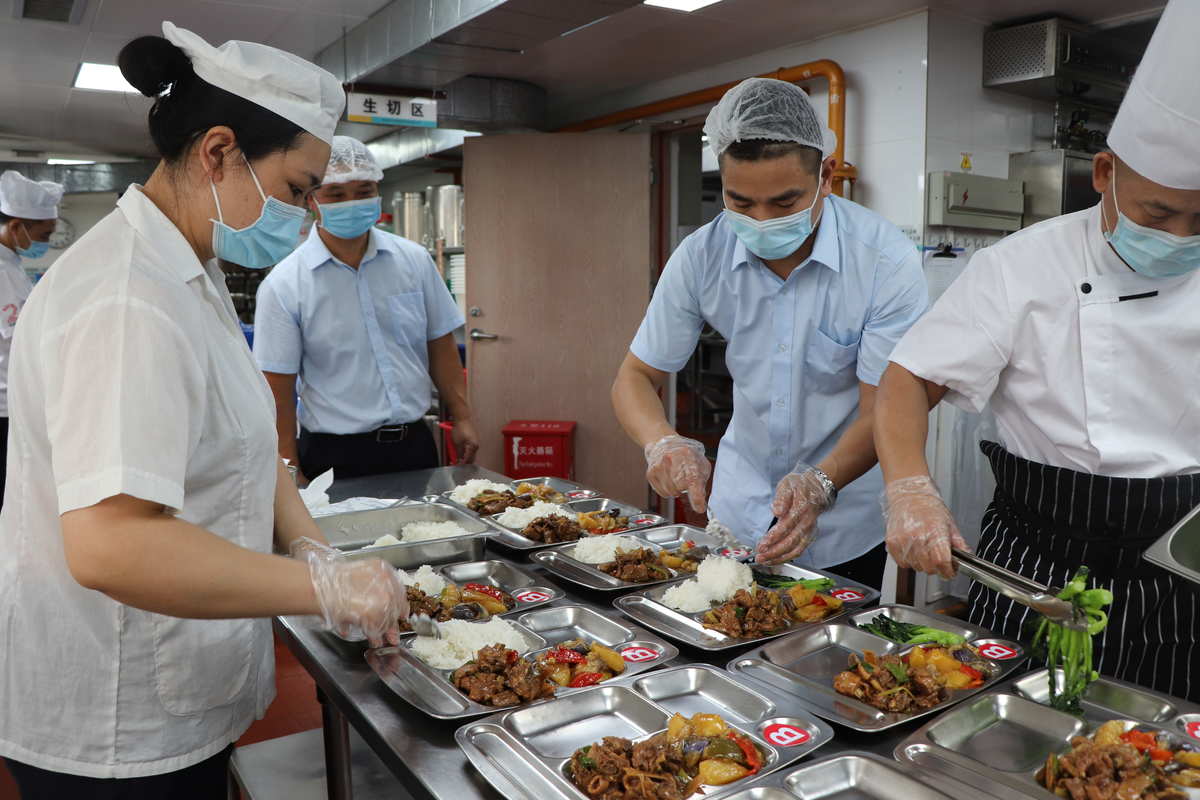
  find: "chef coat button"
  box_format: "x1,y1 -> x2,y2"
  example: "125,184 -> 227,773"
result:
1081,282 -> 1092,294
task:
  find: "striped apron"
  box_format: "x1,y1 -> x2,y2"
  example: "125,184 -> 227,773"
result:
966,440 -> 1200,701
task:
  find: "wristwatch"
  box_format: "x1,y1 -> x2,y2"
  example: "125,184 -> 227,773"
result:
811,467 -> 838,507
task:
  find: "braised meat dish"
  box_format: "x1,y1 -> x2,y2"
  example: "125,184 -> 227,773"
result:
1037,720 -> 1199,800
535,638 -> 627,688
658,542 -> 711,574
396,582 -> 516,631
468,490 -> 533,515
514,483 -> 568,504
833,645 -> 993,713
522,514 -> 586,543
568,714 -> 765,800
701,588 -> 792,638
450,644 -> 557,708
600,549 -> 671,583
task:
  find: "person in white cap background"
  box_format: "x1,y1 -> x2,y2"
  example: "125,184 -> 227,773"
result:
875,0 -> 1200,701
0,24 -> 409,797
0,170 -> 62,509
611,78 -> 927,587
253,135 -> 478,485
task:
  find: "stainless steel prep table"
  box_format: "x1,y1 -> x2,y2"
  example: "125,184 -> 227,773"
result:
275,466 -> 918,800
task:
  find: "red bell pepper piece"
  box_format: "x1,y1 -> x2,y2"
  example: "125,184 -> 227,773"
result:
550,648 -> 587,664
568,672 -> 604,688
727,732 -> 762,775
810,595 -> 827,607
1149,747 -> 1174,763
463,583 -> 506,602
1120,730 -> 1157,752
505,649 -> 519,665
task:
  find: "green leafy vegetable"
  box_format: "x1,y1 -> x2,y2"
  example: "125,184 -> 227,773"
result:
884,662 -> 910,684
751,571 -> 834,592
1032,567 -> 1112,714
854,614 -> 966,646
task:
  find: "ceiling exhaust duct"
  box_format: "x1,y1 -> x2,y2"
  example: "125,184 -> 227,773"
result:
13,0 -> 86,24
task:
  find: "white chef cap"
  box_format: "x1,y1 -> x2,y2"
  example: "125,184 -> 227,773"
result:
0,170 -> 63,220
1108,0 -> 1200,190
703,77 -> 837,160
324,136 -> 383,184
162,22 -> 344,144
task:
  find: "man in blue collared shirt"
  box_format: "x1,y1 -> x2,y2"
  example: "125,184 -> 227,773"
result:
254,137 -> 477,483
612,79 -> 926,584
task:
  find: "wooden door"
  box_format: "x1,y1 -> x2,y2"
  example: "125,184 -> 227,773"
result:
464,132 -> 653,505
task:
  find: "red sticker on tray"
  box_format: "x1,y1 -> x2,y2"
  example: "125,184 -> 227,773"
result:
720,547 -> 751,559
1186,721 -> 1200,741
620,647 -> 659,663
763,723 -> 811,747
830,588 -> 866,602
567,490 -> 592,499
977,643 -> 1019,661
630,515 -> 657,526
512,589 -> 551,603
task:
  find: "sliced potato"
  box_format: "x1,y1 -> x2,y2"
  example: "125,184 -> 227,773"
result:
440,584 -> 462,609
666,713 -> 691,743
1176,752 -> 1200,768
691,713 -> 729,737
589,643 -> 626,674
697,758 -> 749,786
547,664 -> 572,686
787,586 -> 816,607
943,670 -> 972,689
460,589 -> 508,615
908,648 -> 927,669
1093,720 -> 1126,747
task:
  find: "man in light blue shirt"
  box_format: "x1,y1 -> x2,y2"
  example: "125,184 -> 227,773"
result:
254,137 -> 477,483
612,79 -> 927,583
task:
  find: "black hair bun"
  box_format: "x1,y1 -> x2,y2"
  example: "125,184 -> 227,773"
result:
117,36 -> 193,98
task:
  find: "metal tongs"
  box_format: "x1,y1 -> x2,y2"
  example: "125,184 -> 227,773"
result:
951,549 -> 1088,631
407,614 -> 441,639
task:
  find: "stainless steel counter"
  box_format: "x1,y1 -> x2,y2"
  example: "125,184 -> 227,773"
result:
277,466 -> 924,800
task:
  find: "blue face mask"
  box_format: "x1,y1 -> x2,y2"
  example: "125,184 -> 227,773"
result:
317,196 -> 381,240
210,158 -> 306,269
1102,171 -> 1200,279
723,187 -> 822,261
13,223 -> 49,260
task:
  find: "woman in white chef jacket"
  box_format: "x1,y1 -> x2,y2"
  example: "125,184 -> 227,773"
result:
874,0 -> 1200,702
0,24 -> 408,798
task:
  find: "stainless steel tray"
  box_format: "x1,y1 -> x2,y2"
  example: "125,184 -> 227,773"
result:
726,614 -> 1026,732
614,564 -> 879,652
456,664 -> 834,800
530,525 -> 761,592
509,476 -> 599,501
896,693 -> 1200,800
486,498 -> 665,552
365,604 -> 679,719
320,501 -> 494,568
724,751 -> 959,799
999,667 -> 1200,725
1145,501 -> 1200,586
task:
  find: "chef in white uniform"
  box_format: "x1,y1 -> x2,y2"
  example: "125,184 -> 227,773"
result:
875,0 -> 1200,701
0,24 -> 407,797
0,170 -> 61,508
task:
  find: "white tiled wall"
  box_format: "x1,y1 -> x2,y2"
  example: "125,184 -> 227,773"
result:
552,12 -> 931,233
924,10 -> 1053,181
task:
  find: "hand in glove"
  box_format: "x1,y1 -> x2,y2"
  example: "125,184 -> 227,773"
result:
644,434 -> 711,514
755,466 -> 835,565
292,537 -> 409,647
881,476 -> 968,580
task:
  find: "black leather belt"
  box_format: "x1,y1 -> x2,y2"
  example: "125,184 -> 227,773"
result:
374,424 -> 410,443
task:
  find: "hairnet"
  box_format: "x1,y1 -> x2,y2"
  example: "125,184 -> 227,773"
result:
703,77 -> 837,160
323,136 -> 383,184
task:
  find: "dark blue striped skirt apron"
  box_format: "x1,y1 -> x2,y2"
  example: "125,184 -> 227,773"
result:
967,441 -> 1200,701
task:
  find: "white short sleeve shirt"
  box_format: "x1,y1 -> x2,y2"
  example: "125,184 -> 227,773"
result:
0,244 -> 34,415
0,186 -> 280,778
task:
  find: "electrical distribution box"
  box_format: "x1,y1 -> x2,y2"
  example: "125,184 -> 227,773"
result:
927,172 -> 1024,231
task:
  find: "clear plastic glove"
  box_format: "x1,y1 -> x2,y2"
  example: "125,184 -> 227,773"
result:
644,434 -> 711,514
881,476 -> 969,580
291,537 -> 409,647
755,466 -> 835,565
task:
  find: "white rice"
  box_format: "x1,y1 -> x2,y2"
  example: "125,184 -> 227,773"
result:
400,520 -> 471,542
661,555 -> 752,613
397,564 -> 447,597
495,501 -> 574,529
572,534 -> 641,564
369,533 -> 402,547
448,479 -> 511,505
410,617 -> 529,670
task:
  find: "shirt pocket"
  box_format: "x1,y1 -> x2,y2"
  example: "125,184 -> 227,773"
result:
153,616 -> 254,716
806,328 -> 860,394
386,291 -> 428,345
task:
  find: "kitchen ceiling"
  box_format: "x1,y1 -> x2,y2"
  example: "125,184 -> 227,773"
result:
0,0 -> 1164,160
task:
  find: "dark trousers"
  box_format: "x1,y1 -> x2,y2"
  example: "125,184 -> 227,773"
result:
298,421 -> 438,480
826,541 -> 888,590
5,745 -> 233,800
0,416 -> 7,511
